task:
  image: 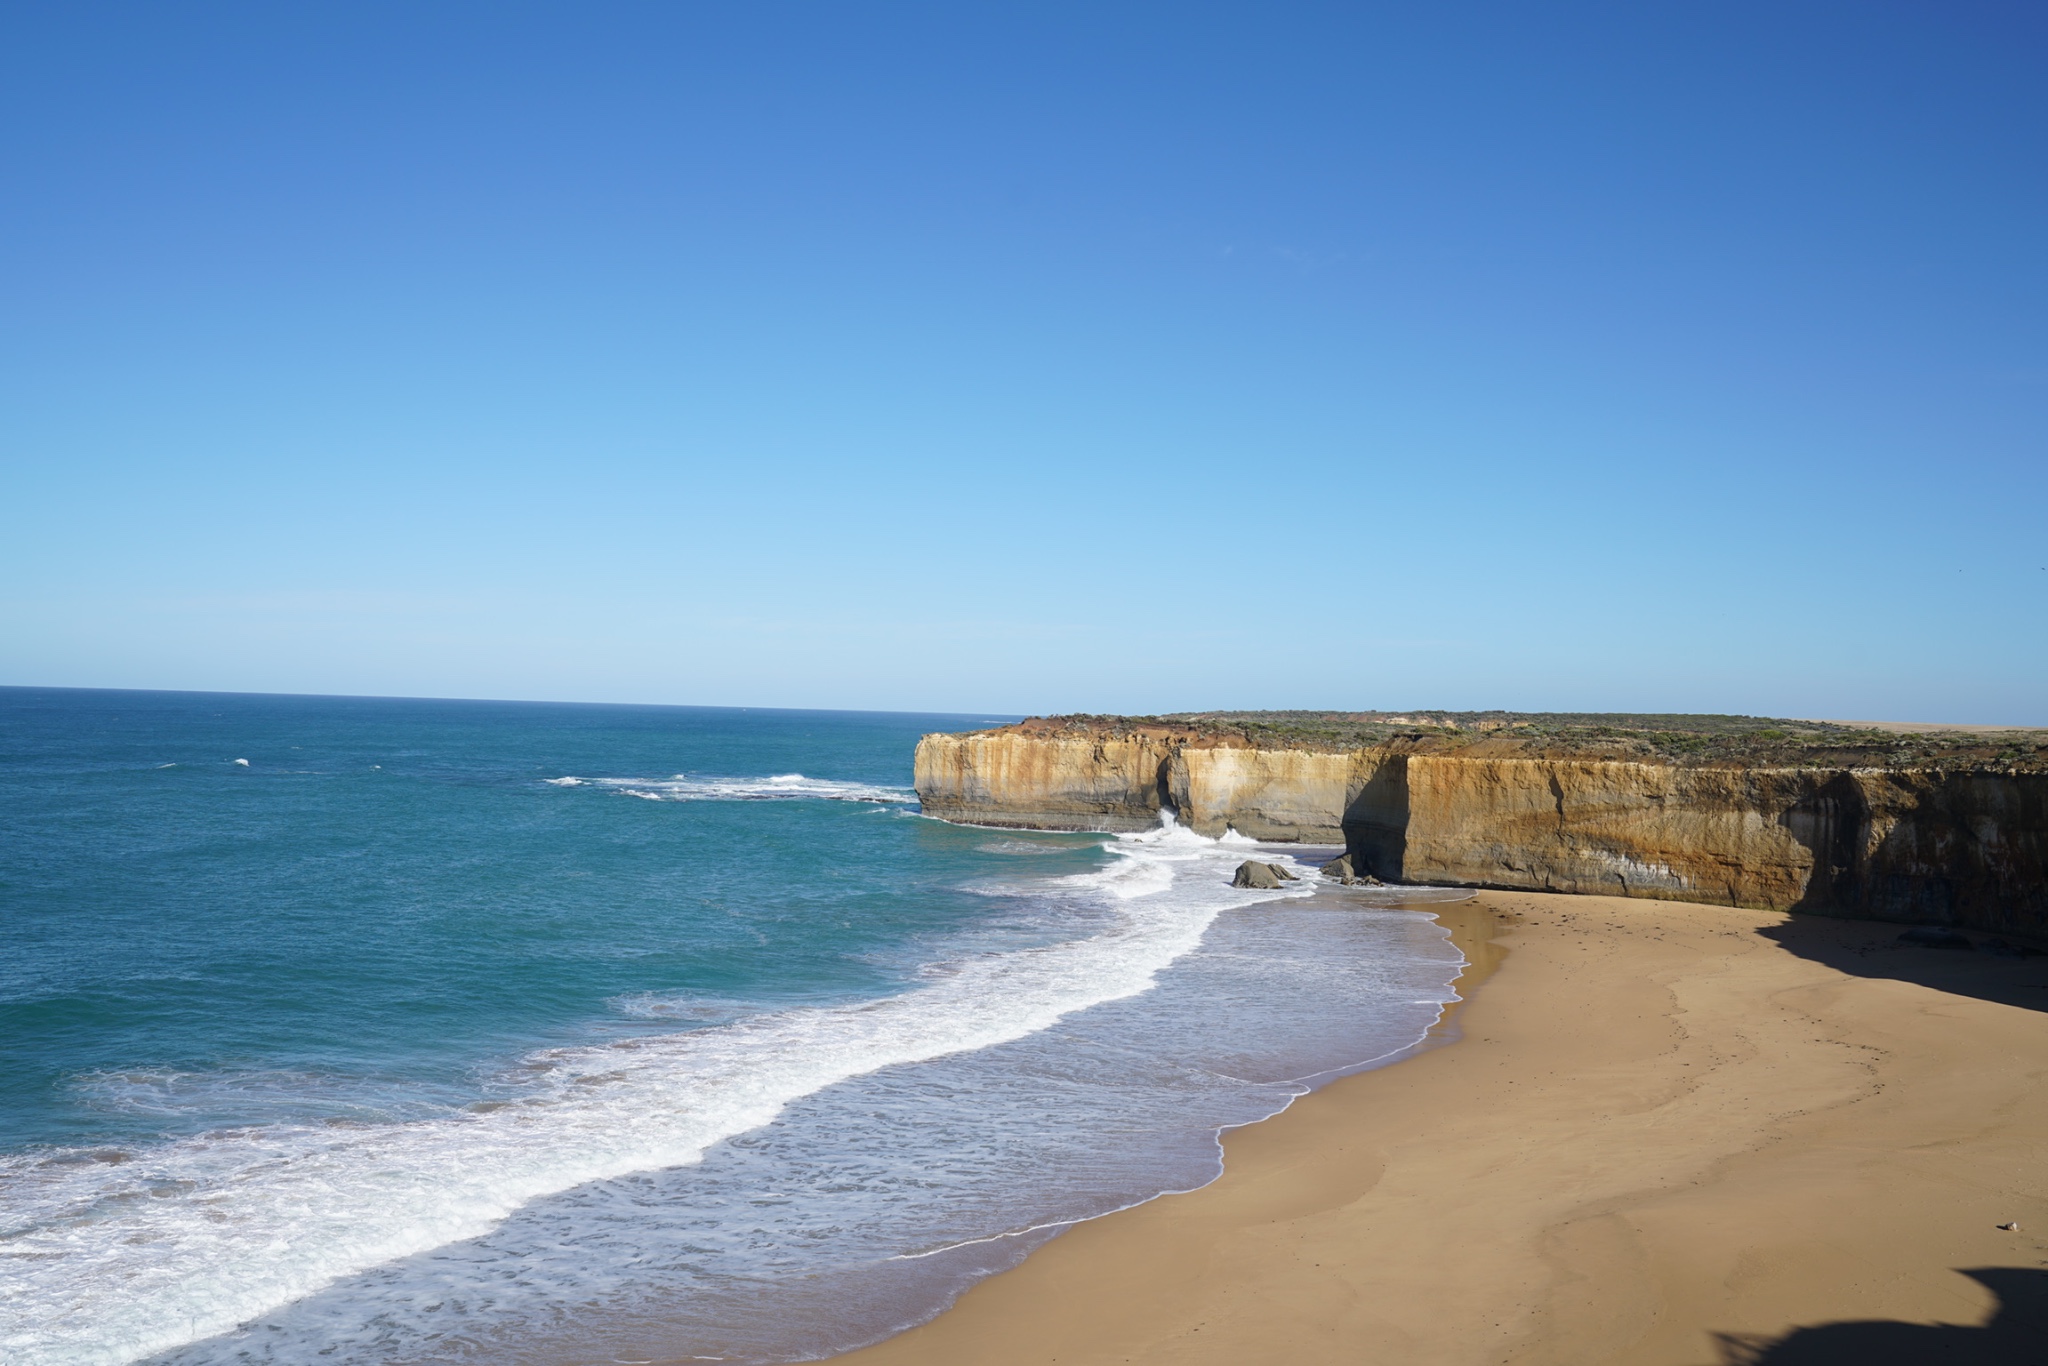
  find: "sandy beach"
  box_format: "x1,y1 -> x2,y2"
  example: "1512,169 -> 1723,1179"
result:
830,891 -> 2048,1365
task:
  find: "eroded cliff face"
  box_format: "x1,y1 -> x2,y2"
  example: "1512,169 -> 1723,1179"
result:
913,730 -> 2048,936
911,730 -> 1168,833
910,729 -> 1368,841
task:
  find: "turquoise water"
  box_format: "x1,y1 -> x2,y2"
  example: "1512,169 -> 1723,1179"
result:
0,688 -> 1465,1365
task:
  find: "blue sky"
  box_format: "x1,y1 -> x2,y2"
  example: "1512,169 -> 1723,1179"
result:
3,2 -> 2044,721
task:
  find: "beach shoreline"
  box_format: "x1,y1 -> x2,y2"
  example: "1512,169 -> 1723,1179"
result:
826,890 -> 2048,1365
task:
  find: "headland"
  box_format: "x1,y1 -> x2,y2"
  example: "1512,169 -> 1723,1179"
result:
915,710 -> 2048,938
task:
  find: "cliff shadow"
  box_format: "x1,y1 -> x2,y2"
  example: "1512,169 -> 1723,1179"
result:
1711,1267 -> 2048,1365
1852,772 -> 2048,939
1755,913 -> 2048,1017
1340,754 -> 1408,880
1780,771 -> 1869,914
1779,771 -> 2048,939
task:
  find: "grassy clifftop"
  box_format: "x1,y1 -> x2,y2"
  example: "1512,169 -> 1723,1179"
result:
1000,710 -> 2048,772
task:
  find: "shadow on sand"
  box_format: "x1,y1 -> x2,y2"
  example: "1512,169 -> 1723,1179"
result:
1754,914 -> 2048,1016
1715,918 -> 2045,1363
1713,1268 -> 2048,1364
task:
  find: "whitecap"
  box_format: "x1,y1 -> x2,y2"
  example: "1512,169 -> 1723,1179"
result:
553,772 -> 915,804
70,1069 -> 468,1127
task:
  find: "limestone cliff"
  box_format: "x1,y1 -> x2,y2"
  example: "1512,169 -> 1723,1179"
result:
911,725 -> 1366,841
914,718 -> 2048,938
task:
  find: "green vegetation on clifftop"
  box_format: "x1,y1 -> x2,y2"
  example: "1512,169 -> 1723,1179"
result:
999,711 -> 2048,772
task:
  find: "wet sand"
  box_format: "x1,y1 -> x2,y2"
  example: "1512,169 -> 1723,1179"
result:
827,890 -> 2048,1365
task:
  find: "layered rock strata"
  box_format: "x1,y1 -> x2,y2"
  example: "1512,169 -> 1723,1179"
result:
914,727 -> 2048,937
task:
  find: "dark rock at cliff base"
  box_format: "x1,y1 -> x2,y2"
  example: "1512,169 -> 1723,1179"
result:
1319,855 -> 1385,887
1978,937 -> 2042,959
1232,860 -> 1298,889
1897,926 -> 1974,950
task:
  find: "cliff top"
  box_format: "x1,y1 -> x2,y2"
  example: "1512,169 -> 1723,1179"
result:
985,711 -> 2048,772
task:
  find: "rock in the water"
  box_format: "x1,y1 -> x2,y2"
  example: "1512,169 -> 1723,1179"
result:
1321,854 -> 1389,887
1273,862 -> 1299,881
1231,860 -> 1286,889
1897,926 -> 1973,950
1231,860 -> 1281,889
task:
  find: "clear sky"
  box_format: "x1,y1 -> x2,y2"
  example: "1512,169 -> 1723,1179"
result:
3,2 -> 2043,721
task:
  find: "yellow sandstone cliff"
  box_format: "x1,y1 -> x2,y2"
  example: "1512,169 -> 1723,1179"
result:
913,723 -> 2048,937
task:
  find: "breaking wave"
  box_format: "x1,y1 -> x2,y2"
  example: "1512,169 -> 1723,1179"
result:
1,820 -> 1320,1366
546,772 -> 915,803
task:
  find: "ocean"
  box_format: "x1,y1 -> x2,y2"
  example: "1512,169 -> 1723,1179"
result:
0,688 -> 1467,1365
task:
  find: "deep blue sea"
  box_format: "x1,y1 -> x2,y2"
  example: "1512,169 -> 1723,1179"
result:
0,688 -> 1465,1366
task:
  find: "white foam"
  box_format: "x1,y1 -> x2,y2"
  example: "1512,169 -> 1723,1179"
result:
977,839 -> 1074,856
608,993 -> 762,1023
0,817 -> 1299,1366
545,772 -> 913,803
67,1069 -> 467,1127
